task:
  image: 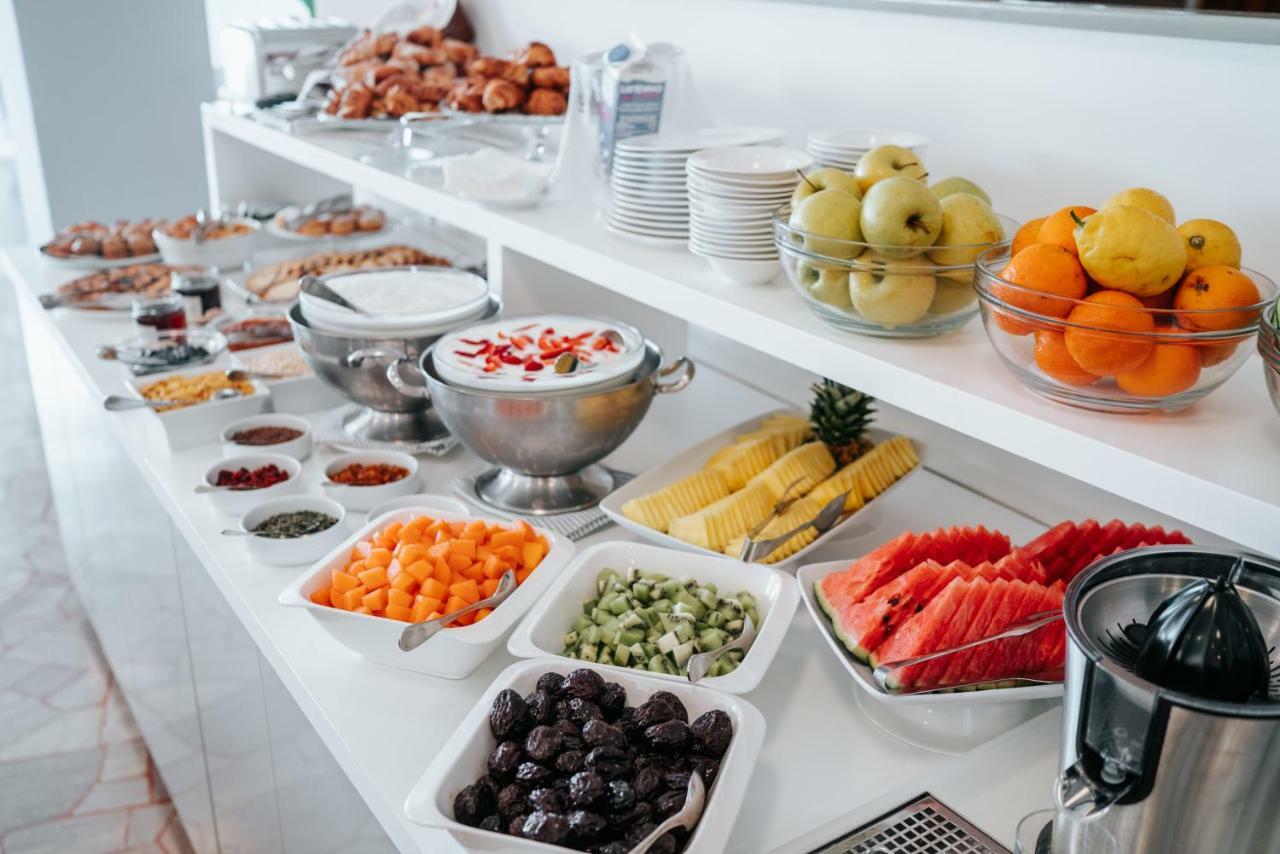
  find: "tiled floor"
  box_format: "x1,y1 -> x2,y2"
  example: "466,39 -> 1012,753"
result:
0,279 -> 193,854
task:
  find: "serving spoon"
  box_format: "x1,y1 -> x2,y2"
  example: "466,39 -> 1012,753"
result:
299,274 -> 363,313
398,570 -> 517,651
103,388 -> 241,411
686,614 -> 756,684
626,771 -> 706,854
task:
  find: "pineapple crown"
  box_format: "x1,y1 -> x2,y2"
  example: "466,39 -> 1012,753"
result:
809,378 -> 875,447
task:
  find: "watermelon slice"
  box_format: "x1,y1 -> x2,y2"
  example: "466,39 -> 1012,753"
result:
831,561 -> 950,662
873,577 -> 970,678
1013,519 -> 1190,583
937,577 -> 1009,687
961,580 -> 1033,684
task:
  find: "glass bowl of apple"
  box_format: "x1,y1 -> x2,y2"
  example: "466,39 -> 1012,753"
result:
774,166 -> 1016,338
974,244 -> 1277,413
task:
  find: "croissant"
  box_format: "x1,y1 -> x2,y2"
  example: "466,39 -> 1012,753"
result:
482,78 -> 526,113
384,84 -> 418,117
525,87 -> 567,116
445,78 -> 486,112
405,26 -> 442,47
468,57 -> 510,79
338,32 -> 377,66
514,41 -> 556,68
443,38 -> 478,66
373,32 -> 399,57
501,63 -> 531,88
337,84 -> 374,119
531,66 -> 570,91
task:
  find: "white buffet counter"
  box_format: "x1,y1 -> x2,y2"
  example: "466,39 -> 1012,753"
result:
9,244 -> 1060,853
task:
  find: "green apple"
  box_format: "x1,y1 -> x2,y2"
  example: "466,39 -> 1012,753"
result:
853,144 -> 928,193
792,167 -> 862,208
799,262 -> 853,308
789,188 -> 862,259
928,276 -> 977,314
930,177 -> 991,206
858,177 -> 942,259
850,270 -> 936,327
927,193 -> 1005,266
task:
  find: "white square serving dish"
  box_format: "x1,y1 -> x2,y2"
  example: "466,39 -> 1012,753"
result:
599,409 -> 922,569
507,541 -> 798,694
403,658 -> 766,853
125,367 -> 269,450
277,508 -> 574,679
229,342 -> 345,413
795,559 -> 1061,755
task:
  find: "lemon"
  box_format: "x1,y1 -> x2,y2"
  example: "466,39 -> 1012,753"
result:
1076,205 -> 1186,297
1104,187 -> 1176,224
1177,218 -> 1242,273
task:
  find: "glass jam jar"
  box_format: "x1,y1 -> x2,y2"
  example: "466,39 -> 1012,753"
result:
171,271 -> 223,325
132,294 -> 187,333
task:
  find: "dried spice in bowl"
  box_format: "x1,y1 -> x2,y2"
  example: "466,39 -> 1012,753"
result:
328,462 -> 409,486
252,510 -> 338,539
230,425 -> 304,446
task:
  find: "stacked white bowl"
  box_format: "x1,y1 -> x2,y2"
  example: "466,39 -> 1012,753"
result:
605,127 -> 785,246
298,268 -> 491,337
686,146 -> 814,286
805,129 -> 930,170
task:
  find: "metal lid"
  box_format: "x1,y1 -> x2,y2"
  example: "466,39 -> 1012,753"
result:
1064,545 -> 1280,717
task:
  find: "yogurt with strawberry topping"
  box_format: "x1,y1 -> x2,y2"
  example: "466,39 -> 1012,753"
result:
433,315 -> 646,394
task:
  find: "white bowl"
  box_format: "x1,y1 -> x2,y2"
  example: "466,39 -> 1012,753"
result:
403,658 -> 766,850
616,126 -> 785,154
795,559 -> 1061,755
807,128 -> 929,152
124,368 -> 270,451
687,146 -> 814,177
508,541 -> 798,694
202,453 -> 302,516
235,495 -> 348,566
363,493 -> 470,526
321,451 -> 421,511
277,511 -> 575,678
705,256 -> 781,286
220,413 -> 313,461
152,217 -> 260,270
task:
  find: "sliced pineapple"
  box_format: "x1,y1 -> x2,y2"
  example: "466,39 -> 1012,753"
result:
808,462 -> 869,513
849,436 -> 919,501
667,481 -> 775,552
621,469 -> 730,532
704,434 -> 786,491
748,441 -> 836,502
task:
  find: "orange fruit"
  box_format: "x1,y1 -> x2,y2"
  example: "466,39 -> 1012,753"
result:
1034,329 -> 1098,386
1168,327 -> 1244,368
1063,290 -> 1156,375
1038,206 -> 1096,257
1173,265 -> 1263,331
1116,343 -> 1201,397
1139,289 -> 1175,310
991,243 -> 1089,335
1011,216 -> 1046,256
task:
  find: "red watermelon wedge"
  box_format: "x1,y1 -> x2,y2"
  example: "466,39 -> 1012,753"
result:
914,578 -> 991,689
873,577 -> 970,680
937,577 -> 1009,687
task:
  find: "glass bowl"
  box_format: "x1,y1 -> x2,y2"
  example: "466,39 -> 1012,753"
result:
975,245 -> 1278,413
1259,298 -> 1280,417
774,208 -> 1018,338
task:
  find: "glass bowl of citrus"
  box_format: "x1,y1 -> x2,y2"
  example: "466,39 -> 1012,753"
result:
974,243 -> 1276,413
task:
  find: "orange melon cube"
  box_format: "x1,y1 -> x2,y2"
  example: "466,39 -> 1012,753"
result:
387,588 -> 413,609
476,544 -> 493,561
345,559 -> 366,576
461,520 -> 488,542
382,521 -> 403,540
310,588 -> 332,607
357,566 -> 389,590
331,571 -> 360,594
449,538 -> 477,559
449,578 -> 480,605
494,545 -> 520,563
409,596 -> 432,623
432,558 -> 454,586
481,555 -> 505,579
426,541 -> 451,561
515,519 -> 536,540
516,567 -> 533,585
522,540 -> 547,571
336,585 -> 367,611
354,605 -> 373,615
362,587 -> 388,612
384,603 -> 413,622
425,519 -> 446,538
447,521 -> 466,537
451,610 -> 476,627
390,572 -> 417,593
418,577 -> 448,600
398,525 -> 423,546
480,578 -> 499,599
473,607 -> 493,622
418,595 -> 443,615
463,562 -> 486,582
399,544 -> 428,566
490,530 -> 525,551
404,559 -> 432,583
444,594 -> 467,614
366,548 -> 392,569
351,541 -> 372,559
427,610 -> 443,621
447,552 -> 472,573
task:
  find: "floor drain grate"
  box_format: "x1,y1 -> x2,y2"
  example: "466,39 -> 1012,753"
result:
811,793 -> 1010,854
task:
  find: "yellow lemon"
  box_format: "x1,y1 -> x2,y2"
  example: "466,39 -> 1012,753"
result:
1177,218 -> 1242,273
1104,187 -> 1176,224
1075,205 -> 1186,297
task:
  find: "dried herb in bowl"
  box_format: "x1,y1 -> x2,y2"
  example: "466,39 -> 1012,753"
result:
252,510 -> 337,539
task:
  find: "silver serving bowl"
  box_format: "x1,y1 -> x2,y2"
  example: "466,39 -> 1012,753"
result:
388,343 -> 694,513
287,295 -> 502,444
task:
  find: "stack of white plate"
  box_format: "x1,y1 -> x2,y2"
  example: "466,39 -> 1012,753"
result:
686,146 -> 814,286
605,127 -> 785,245
299,268 -> 491,337
805,129 -> 930,171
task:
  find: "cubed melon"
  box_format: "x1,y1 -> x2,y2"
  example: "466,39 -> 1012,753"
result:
419,577 -> 448,600
331,571 -> 360,594
450,579 -> 480,605
357,566 -> 388,590
366,548 -> 392,569
336,585 -> 366,611
310,588 -> 332,607
404,559 -> 431,583
522,540 -> 547,570
384,603 -> 412,622
387,588 -> 413,609
390,572 -> 416,593
362,587 -> 388,612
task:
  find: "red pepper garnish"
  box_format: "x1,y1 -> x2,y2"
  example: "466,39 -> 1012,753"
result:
523,360 -> 544,371
543,327 -> 555,335
460,338 -> 487,346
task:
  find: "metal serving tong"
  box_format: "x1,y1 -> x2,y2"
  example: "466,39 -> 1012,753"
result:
871,610 -> 1065,695
398,570 -> 517,652
686,614 -> 756,684
284,194 -> 353,230
736,477 -> 849,563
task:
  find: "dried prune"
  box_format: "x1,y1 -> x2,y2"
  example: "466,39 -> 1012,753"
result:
645,832 -> 679,854
524,724 -> 563,763
582,718 -> 626,749
479,814 -> 501,833
567,697 -> 604,725
690,756 -> 720,787
527,786 -> 567,813
567,809 -> 608,843
645,719 -> 691,751
555,749 -> 585,775
508,814 -> 529,837
553,718 -> 581,738
633,766 -> 662,800
554,698 -> 575,720
569,769 -> 605,808
453,781 -> 496,827
515,761 -> 551,785
663,769 -> 692,792
522,810 -> 570,845
490,689 -> 531,740
605,779 -> 636,812
497,783 -> 528,818
591,842 -> 629,854
598,682 -> 627,720
585,746 -> 630,780
649,690 -> 688,724
525,689 -> 555,724
487,740 -> 522,781
624,820 -> 660,848
537,672 -> 565,696
654,788 -> 685,820
562,668 -> 605,700
690,709 -> 733,757
633,698 -> 678,729
610,801 -> 652,829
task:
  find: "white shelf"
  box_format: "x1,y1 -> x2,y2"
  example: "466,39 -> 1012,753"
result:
7,245 -> 1057,852
203,106 -> 1280,555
